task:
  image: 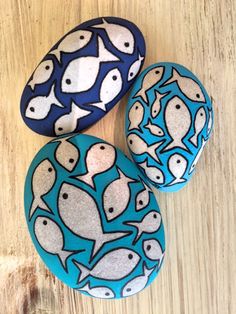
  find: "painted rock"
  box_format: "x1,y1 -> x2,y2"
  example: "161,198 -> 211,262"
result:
24,134 -> 165,298
125,62 -> 214,192
20,17 -> 145,137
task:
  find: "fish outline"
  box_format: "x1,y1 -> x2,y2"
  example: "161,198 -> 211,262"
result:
78,281 -> 115,299
142,238 -> 165,264
127,53 -> 145,81
189,107 -> 207,147
166,153 -> 188,186
144,118 -> 165,137
138,158 -> 165,186
28,59 -> 54,91
128,101 -> 144,132
135,178 -> 153,211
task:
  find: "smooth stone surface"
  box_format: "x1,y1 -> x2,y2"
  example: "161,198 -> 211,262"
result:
24,134 -> 165,299
20,17 -> 145,137
125,62 -> 214,192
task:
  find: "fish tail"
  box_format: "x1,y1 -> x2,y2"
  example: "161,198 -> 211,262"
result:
147,141 -> 164,163
162,68 -> 180,86
88,101 -> 106,111
144,118 -> 152,129
49,84 -> 64,108
189,134 -> 198,147
58,250 -> 73,270
91,18 -> 108,29
28,80 -> 35,90
97,36 -> 119,62
79,283 -> 90,292
134,88 -> 148,103
71,102 -> 91,118
77,173 -> 94,188
73,261 -> 91,283
162,139 -> 189,152
143,263 -> 155,277
117,167 -> 136,183
138,54 -> 144,62
29,197 -> 51,219
125,221 -> 142,243
167,177 -> 186,186
50,49 -> 61,62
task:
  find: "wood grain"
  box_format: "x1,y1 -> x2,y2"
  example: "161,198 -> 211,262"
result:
0,0 -> 235,313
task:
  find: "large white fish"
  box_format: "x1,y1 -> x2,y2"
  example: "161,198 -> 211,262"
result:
61,36 -> 119,93
162,96 -> 191,152
51,135 -> 79,172
77,142 -> 116,188
73,248 -> 140,282
92,18 -> 135,54
127,133 -> 164,163
128,54 -> 144,81
78,282 -> 115,299
34,216 -> 81,271
162,68 -> 206,102
144,119 -> 165,137
167,153 -> 187,186
139,159 -> 164,185
135,180 -> 152,211
50,29 -> 93,62
128,101 -> 144,131
103,168 -> 136,221
25,84 -> 64,120
54,102 -> 91,135
134,66 -> 164,103
189,137 -> 207,174
29,159 -> 56,219
121,263 -> 155,297
143,239 -> 164,262
189,107 -> 206,146
58,183 -> 128,257
151,91 -> 168,118
88,68 -> 122,111
124,211 -> 162,243
28,60 -> 54,90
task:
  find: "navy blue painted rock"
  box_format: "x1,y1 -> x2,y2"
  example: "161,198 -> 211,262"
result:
24,134 -> 165,298
20,17 -> 145,137
125,62 -> 214,192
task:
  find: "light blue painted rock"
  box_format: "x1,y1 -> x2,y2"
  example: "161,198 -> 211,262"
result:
20,17 -> 145,137
24,134 -> 165,299
125,62 -> 214,192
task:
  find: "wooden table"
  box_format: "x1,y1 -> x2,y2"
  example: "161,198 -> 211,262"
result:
1,1 -> 235,313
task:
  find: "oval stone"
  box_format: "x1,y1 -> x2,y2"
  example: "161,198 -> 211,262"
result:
125,62 -> 214,192
24,134 -> 165,298
21,17 -> 145,136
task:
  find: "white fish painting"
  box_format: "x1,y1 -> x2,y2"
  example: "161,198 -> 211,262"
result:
78,282 -> 115,299
151,91 -> 168,118
144,119 -> 165,137
189,107 -> 206,146
128,101 -> 144,131
128,54 -> 144,81
28,60 -> 54,90
167,153 -> 187,186
143,239 -> 164,262
135,180 -> 152,211
139,159 -> 165,185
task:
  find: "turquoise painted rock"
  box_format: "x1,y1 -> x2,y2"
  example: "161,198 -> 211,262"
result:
125,62 -> 214,192
20,17 -> 145,137
24,134 -> 165,298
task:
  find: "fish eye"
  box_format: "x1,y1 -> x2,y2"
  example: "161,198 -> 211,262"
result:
80,35 -> 85,40
58,127 -> 63,131
108,207 -> 114,213
43,220 -> 47,225
153,213 -> 157,219
69,158 -> 74,163
62,193 -> 68,199
176,159 -> 181,163
155,70 -> 160,74
48,167 -> 53,172
112,75 -> 117,81
196,93 -> 200,98
105,292 -> 110,296
158,131 -> 162,134
129,140 -> 133,145
156,175 -> 160,180
139,200 -> 143,205
100,145 -> 105,150
175,104 -> 181,109
154,110 -> 157,113
29,107 -> 35,112
65,78 -> 71,85
200,113 -> 203,116
126,288 -> 132,292
135,106 -> 139,110
45,65 -> 50,70
124,42 -> 130,47
147,244 -> 151,251
130,72 -> 134,77
128,254 -> 133,259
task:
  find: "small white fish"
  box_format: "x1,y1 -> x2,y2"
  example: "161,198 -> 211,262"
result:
136,180 -> 152,211
143,239 -> 164,262
50,29 -> 92,62
77,142 -> 116,188
51,136 -> 79,172
127,133 -> 164,163
103,168 -> 136,221
54,102 -> 91,135
144,119 -> 165,137
167,153 -> 187,186
58,183 -> 128,257
61,36 -> 119,93
128,54 -> 144,81
207,108 -> 213,136
121,263 -> 155,297
163,67 -> 206,102
124,210 -> 162,243
29,159 -> 56,219
73,248 -> 140,282
78,282 -> 115,299
28,60 -> 54,90
134,66 -> 164,103
162,96 -> 191,152
151,91 -> 168,118
92,18 -> 135,54
139,159 -> 164,185
189,137 -> 207,174
25,84 -> 64,120
88,68 -> 122,111
189,107 -> 206,146
34,216 -> 81,271
128,101 -> 144,131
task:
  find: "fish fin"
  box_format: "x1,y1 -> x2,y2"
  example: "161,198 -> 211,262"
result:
162,139 -> 190,153
28,80 -> 35,90
50,49 -> 61,62
73,261 -> 90,283
76,173 -> 95,188
189,134 -> 198,147
147,141 -> 164,163
162,68 -> 180,86
71,102 -> 91,118
97,36 -> 119,62
29,197 -> 51,219
134,88 -> 148,103
167,177 -> 186,186
88,101 -> 106,111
